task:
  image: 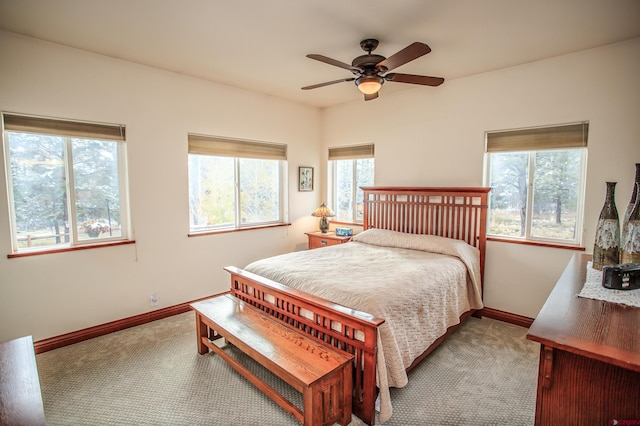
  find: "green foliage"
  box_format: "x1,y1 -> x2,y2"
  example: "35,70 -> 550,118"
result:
334,158 -> 374,222
188,155 -> 282,230
189,155 -> 235,227
240,158 -> 280,223
489,149 -> 582,240
72,138 -> 121,225
532,150 -> 580,225
9,133 -> 67,231
8,132 -> 122,245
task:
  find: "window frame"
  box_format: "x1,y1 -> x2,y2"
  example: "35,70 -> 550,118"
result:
187,134 -> 288,234
483,122 -> 588,247
3,112 -> 131,255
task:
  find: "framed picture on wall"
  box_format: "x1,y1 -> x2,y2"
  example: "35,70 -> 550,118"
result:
299,166 -> 314,192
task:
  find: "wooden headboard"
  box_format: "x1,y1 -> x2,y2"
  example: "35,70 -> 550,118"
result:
361,186 -> 490,287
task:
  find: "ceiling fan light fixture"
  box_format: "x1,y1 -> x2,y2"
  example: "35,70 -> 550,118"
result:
304,40 -> 443,100
356,76 -> 383,95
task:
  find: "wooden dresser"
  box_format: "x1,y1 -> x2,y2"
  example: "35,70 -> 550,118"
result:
0,336 -> 46,425
527,253 -> 640,425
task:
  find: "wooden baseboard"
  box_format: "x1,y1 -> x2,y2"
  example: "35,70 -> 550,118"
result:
34,295 -> 218,354
481,307 -> 534,328
34,299 -> 534,354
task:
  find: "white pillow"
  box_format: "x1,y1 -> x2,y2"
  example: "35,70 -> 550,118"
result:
352,228 -> 466,252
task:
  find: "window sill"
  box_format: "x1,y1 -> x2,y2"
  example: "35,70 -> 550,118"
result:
7,240 -> 136,258
329,220 -> 363,227
188,222 -> 291,237
487,236 -> 585,251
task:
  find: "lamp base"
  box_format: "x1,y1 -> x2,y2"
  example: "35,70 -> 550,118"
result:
319,217 -> 329,233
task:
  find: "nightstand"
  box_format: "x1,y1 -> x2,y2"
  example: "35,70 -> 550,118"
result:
305,231 -> 351,249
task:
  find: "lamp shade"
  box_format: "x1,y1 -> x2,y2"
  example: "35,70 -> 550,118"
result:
356,76 -> 383,95
311,202 -> 335,218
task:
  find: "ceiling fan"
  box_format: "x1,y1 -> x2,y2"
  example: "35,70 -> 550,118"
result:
302,38 -> 444,101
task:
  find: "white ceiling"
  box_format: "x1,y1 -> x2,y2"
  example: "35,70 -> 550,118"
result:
1,0 -> 639,108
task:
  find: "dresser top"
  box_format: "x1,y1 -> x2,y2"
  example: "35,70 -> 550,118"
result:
527,253 -> 640,372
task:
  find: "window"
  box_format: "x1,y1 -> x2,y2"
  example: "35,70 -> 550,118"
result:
3,113 -> 130,253
329,144 -> 374,223
188,134 -> 287,233
484,122 -> 588,245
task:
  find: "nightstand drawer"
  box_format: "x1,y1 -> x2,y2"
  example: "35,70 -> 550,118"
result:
309,236 -> 339,249
306,232 -> 351,249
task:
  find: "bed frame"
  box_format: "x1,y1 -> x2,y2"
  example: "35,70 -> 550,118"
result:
226,186 -> 489,425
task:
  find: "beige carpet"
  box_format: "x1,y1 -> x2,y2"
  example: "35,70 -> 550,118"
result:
36,311 -> 539,425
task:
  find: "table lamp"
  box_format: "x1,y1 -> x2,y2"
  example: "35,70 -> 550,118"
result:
311,202 -> 335,233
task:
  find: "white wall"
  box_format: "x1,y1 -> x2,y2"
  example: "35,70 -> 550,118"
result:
1,31 -> 638,343
322,37 -> 640,318
0,31 -> 322,342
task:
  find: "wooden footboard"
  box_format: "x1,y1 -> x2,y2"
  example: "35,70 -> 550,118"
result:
224,266 -> 385,425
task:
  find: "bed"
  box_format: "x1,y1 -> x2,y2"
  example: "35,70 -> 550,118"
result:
225,186 -> 489,424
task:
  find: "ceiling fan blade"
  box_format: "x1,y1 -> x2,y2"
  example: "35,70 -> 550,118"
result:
301,77 -> 355,90
364,92 -> 379,101
306,54 -> 360,72
385,73 -> 444,86
376,42 -> 431,72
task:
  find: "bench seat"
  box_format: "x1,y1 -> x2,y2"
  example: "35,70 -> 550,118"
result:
191,294 -> 353,426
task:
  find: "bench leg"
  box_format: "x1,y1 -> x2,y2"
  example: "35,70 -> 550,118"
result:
303,366 -> 352,426
303,384 -> 319,426
194,312 -> 209,355
341,363 -> 353,426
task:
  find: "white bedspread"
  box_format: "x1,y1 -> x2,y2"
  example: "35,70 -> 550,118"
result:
244,229 -> 483,422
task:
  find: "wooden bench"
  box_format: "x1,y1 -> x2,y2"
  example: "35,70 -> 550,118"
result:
191,294 -> 354,426
0,336 -> 46,425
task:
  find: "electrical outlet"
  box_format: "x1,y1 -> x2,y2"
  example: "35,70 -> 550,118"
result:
150,293 -> 158,307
